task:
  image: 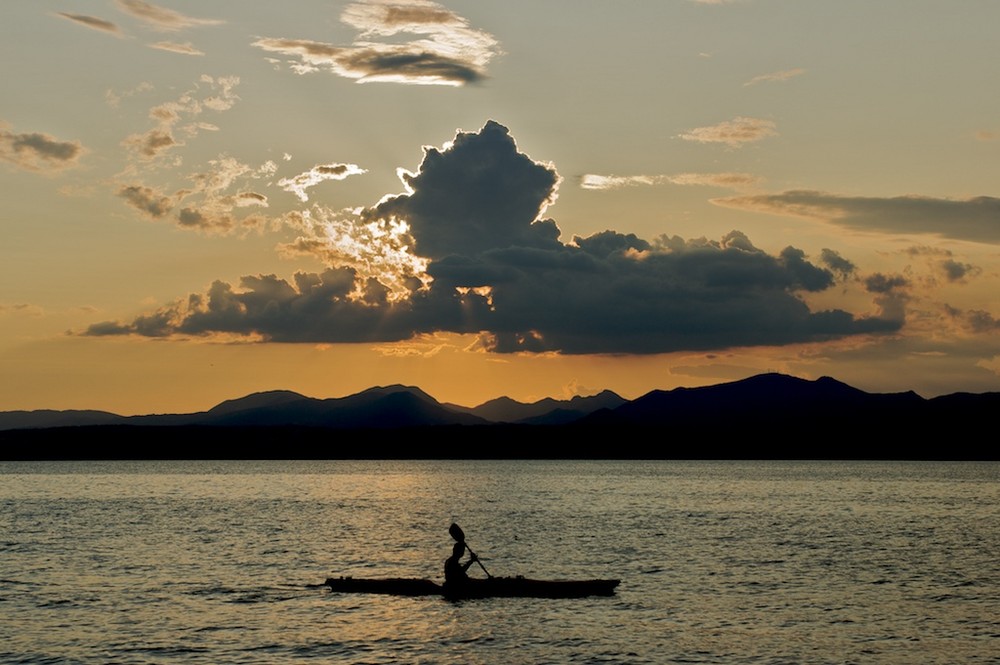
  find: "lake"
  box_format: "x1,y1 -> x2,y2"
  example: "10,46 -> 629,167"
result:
2,460 -> 998,664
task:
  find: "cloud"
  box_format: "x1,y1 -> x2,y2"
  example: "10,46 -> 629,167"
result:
121,76 -> 240,163
88,120 -> 900,354
118,156 -> 274,234
278,163 -> 368,201
365,120 -> 561,260
106,82 -> 155,108
118,184 -> 177,218
679,116 -> 778,148
939,259 -> 978,283
713,190 -> 1000,245
0,303 -> 44,317
115,0 -> 223,32
744,67 -> 805,86
148,41 -> 205,56
819,248 -> 857,279
55,12 -> 124,36
0,122 -> 85,173
957,308 -> 1000,334
579,174 -> 662,190
904,246 -> 981,285
580,172 -> 760,190
253,0 -> 501,86
171,156 -> 273,233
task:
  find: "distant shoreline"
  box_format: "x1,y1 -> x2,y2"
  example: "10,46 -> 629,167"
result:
1,423 -> 995,461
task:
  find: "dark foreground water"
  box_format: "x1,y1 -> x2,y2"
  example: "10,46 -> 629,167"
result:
1,460 -> 998,664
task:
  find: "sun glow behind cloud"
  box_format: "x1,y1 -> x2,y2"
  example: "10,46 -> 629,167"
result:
87,121 -> 905,354
282,208 -> 430,303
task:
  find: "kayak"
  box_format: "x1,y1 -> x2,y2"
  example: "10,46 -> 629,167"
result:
323,576 -> 620,599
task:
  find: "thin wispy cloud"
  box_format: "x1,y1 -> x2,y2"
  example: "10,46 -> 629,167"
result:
148,41 -> 205,56
112,76 -> 276,235
105,82 -> 155,109
0,122 -> 85,173
580,172 -> 760,190
580,174 -> 663,190
88,121 -> 899,353
279,163 -> 368,202
254,0 -> 501,86
668,173 -> 761,188
55,13 -> 124,37
713,191 -> 1000,245
115,0 -> 223,32
121,75 -> 240,163
119,154 -> 275,235
744,67 -> 805,86
0,303 -> 44,317
679,117 -> 778,147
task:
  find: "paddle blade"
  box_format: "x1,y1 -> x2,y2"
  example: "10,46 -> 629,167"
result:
449,522 -> 465,543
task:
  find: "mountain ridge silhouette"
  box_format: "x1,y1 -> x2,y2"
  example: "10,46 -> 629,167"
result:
1,373 -> 997,459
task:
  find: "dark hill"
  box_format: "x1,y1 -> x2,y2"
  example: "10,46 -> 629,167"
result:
0,409 -> 127,430
206,390 -> 310,416
1,373 -> 997,459
449,390 -> 626,423
192,385 -> 488,428
584,373 -> 924,426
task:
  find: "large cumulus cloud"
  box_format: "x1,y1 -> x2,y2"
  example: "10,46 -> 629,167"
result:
86,120 -> 900,353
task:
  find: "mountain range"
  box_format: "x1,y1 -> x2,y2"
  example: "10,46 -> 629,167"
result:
1,373 -> 997,459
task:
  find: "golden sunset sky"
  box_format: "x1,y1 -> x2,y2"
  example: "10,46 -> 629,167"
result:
2,0 -> 1000,414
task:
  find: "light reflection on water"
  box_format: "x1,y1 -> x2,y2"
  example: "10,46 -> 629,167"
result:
2,460 -> 998,664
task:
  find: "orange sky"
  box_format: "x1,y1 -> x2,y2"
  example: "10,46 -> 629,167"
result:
3,1 -> 1000,414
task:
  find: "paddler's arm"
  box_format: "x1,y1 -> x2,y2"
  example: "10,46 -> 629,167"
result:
462,552 -> 478,571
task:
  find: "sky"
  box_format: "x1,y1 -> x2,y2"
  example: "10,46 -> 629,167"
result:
2,0 -> 1000,415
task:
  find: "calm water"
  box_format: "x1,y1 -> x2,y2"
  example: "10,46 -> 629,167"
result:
1,460 -> 998,664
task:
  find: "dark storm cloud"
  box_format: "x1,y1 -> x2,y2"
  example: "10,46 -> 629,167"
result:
714,190 -> 1000,245
87,121 -> 900,352
366,120 -> 561,259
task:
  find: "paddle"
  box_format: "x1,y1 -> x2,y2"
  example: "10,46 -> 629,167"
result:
449,522 -> 492,578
